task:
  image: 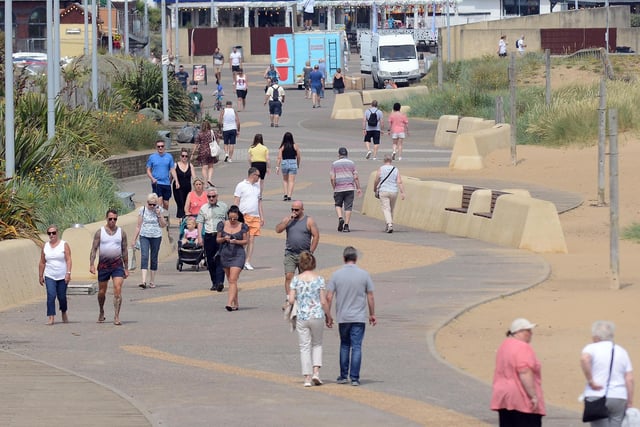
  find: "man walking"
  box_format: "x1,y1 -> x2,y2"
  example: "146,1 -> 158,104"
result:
330,147 -> 361,233
89,209 -> 129,326
229,46 -> 243,79
264,81 -> 285,127
196,186 -> 227,292
234,167 -> 264,270
326,246 -> 376,386
212,47 -> 224,83
363,100 -> 383,160
146,139 -> 178,216
275,200 -> 319,303
188,85 -> 204,121
175,65 -> 189,90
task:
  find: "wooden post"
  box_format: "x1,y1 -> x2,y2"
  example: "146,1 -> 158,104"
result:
608,109 -> 619,289
545,49 -> 551,106
598,78 -> 606,206
496,96 -> 504,124
509,53 -> 517,165
437,45 -> 443,90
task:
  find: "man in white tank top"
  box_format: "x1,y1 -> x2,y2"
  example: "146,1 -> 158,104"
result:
219,100 -> 241,162
89,209 -> 129,326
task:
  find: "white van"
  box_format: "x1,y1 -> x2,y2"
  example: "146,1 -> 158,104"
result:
360,32 -> 421,89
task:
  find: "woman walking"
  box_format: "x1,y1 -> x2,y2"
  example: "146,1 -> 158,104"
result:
191,120 -> 217,187
132,193 -> 166,289
216,205 -> 249,311
220,100 -> 241,163
276,132 -> 301,201
288,251 -> 331,387
173,147 -> 196,219
332,68 -> 345,94
248,133 -> 270,195
387,102 -> 409,161
373,155 -> 405,233
38,225 -> 72,325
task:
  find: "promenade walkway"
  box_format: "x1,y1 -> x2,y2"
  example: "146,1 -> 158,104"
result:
0,60 -> 583,426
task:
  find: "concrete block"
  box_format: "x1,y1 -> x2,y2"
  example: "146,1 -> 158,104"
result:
361,86 -> 428,106
67,282 -> 98,295
449,124 -> 511,170
457,117 -> 495,136
434,115 -> 460,148
444,188 -> 491,237
331,92 -> 364,120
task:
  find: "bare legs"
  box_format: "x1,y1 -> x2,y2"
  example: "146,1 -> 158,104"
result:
97,281 -> 107,322
97,277 -> 123,325
281,173 -> 296,199
225,144 -> 235,162
202,164 -> 214,185
392,137 -> 404,159
224,266 -> 241,309
284,271 -> 294,295
335,206 -> 352,226
245,235 -> 255,266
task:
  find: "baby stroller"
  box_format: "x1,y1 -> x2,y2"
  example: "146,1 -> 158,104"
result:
176,217 -> 205,271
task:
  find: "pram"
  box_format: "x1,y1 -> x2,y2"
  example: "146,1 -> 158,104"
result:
176,217 -> 205,271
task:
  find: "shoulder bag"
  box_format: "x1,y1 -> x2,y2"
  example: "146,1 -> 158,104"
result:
209,130 -> 221,159
375,167 -> 395,199
583,344 -> 615,422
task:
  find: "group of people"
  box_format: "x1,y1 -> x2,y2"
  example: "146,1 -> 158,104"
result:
363,99 -> 410,162
497,34 -> 527,58
491,318 -> 634,427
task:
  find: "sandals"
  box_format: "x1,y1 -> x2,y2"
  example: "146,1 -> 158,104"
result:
148,283 -> 156,288
138,283 -> 147,289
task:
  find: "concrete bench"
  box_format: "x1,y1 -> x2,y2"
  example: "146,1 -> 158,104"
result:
473,190 -> 511,218
434,115 -> 496,148
449,124 -> 511,170
445,185 -> 483,214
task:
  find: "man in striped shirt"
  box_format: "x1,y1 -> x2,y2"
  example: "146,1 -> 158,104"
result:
330,147 -> 361,233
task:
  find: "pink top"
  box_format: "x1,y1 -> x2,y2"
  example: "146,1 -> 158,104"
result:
388,111 -> 408,133
187,191 -> 208,217
490,337 -> 546,415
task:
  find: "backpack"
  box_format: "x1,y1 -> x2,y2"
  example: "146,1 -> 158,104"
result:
367,109 -> 379,127
515,40 -> 520,49
271,85 -> 280,102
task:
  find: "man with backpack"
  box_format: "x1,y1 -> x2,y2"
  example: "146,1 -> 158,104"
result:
264,81 -> 286,127
362,100 -> 383,160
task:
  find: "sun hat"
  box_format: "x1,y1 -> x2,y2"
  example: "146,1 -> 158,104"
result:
509,318 -> 537,334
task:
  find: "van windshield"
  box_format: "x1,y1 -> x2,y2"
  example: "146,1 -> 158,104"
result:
379,45 -> 416,61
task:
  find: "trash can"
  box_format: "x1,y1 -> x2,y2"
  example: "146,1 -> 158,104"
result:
157,130 -> 171,150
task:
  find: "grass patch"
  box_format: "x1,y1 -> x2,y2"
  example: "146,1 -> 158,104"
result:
622,223 -> 640,243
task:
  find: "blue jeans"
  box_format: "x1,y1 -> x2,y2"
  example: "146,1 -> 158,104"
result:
45,277 -> 68,316
139,235 -> 162,270
338,322 -> 366,381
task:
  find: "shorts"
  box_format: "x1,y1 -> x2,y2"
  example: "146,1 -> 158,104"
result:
98,265 -> 125,282
152,183 -> 172,201
236,89 -> 247,99
391,132 -> 406,139
311,85 -> 322,95
232,65 -> 241,73
251,162 -> 267,179
284,252 -> 302,274
334,190 -> 355,211
269,101 -> 282,116
223,129 -> 237,145
364,130 -> 381,145
280,159 -> 298,175
243,214 -> 261,236
303,11 -> 314,21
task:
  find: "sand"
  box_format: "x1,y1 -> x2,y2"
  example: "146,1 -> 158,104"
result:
423,136 -> 640,412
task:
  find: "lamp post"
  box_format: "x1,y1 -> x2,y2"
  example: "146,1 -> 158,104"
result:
5,0 -> 15,178
161,0 -> 169,122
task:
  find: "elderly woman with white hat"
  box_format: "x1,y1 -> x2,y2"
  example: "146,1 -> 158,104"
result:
491,318 -> 546,426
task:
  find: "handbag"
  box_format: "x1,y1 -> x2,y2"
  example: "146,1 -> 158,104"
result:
127,247 -> 137,271
209,130 -> 221,158
583,345 -> 615,422
375,166 -> 395,199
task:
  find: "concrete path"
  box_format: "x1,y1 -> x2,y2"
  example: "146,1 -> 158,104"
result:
0,59 -> 584,426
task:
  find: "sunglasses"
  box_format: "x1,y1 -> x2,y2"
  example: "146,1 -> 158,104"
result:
107,217 -> 118,222
181,154 -> 188,157
148,203 -> 156,207
207,195 -> 218,199
156,145 -> 165,149
291,208 -> 301,212
47,231 -> 57,236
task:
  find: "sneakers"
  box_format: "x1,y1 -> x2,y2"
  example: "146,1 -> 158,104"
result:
351,380 -> 360,386
398,156 -> 402,161
372,157 -> 377,161
336,377 -> 349,384
342,224 -> 350,233
312,375 -> 323,386
386,224 -> 393,234
392,151 -> 397,160
304,381 -> 312,387
365,150 -> 372,160
244,262 -> 254,270
209,284 -> 216,291
224,153 -> 229,162
338,217 -> 344,232
138,283 -> 147,289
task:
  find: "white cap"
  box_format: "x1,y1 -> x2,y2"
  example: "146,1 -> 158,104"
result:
509,318 -> 537,334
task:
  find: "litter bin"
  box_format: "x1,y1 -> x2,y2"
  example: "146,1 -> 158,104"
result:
157,130 -> 171,150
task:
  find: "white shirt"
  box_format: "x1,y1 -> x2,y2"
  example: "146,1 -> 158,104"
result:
234,179 -> 261,217
230,51 -> 242,66
235,74 -> 247,91
43,240 -> 68,280
582,341 -> 633,399
222,108 -> 238,131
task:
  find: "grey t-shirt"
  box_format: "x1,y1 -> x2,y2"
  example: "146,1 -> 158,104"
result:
285,216 -> 311,254
327,264 -> 374,323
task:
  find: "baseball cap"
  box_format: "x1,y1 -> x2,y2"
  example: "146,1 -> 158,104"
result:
338,147 -> 348,156
509,318 -> 537,334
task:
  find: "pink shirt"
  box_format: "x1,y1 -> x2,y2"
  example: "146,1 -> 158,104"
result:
490,337 -> 546,415
187,191 -> 208,217
388,111 -> 408,133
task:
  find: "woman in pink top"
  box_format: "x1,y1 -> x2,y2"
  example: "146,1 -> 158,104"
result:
491,318 -> 546,426
387,102 -> 409,161
184,178 -> 208,218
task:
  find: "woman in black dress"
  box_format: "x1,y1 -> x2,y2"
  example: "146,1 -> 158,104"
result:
172,148 -> 196,219
216,205 -> 249,311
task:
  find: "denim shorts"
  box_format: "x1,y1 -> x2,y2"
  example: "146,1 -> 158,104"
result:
281,159 -> 298,175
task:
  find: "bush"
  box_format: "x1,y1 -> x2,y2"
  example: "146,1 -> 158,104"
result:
623,223 -> 640,243
95,110 -> 161,152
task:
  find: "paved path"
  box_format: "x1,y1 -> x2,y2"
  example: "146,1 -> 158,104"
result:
0,60 -> 584,426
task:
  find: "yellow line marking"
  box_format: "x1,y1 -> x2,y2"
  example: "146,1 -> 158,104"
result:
122,345 -> 489,426
141,234 -> 452,304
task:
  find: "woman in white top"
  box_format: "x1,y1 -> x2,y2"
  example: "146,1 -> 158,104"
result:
219,100 -> 241,162
38,224 -> 72,325
234,68 -> 248,112
373,155 -> 405,233
581,320 -> 634,427
132,193 -> 166,289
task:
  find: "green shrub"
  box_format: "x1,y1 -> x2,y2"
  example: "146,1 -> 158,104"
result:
623,223 -> 640,243
96,110 -> 161,152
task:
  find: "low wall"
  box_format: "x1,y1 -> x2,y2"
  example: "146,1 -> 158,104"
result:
361,173 -> 568,254
434,115 -> 497,148
448,124 -> 511,170
331,86 -> 427,120
0,209 -> 175,312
